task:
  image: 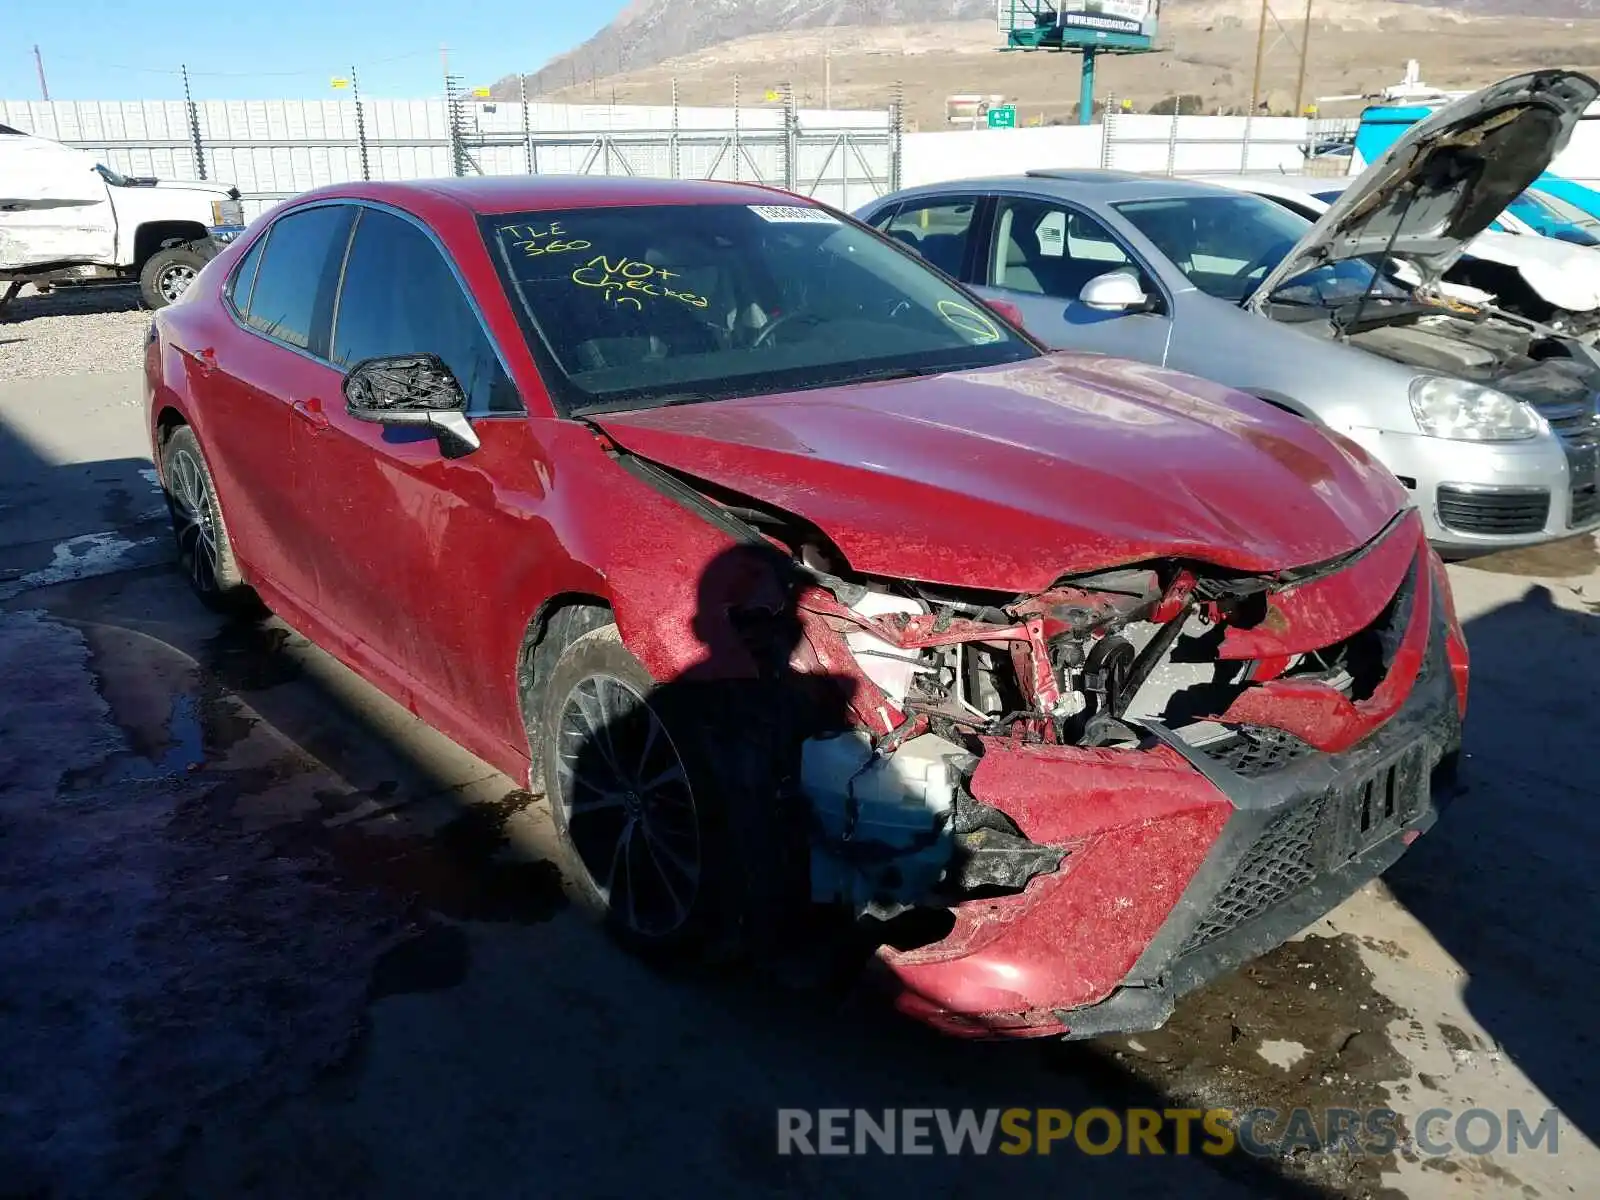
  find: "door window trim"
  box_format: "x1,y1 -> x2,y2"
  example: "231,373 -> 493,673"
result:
220,199 -> 355,370
328,199 -> 524,417
221,197 -> 525,418
878,193 -> 988,284
224,226 -> 270,322
984,190 -> 1173,315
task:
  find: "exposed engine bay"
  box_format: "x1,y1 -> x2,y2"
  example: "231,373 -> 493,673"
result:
706,487 -> 1418,924
1441,256 -> 1600,345
1303,293 -> 1600,423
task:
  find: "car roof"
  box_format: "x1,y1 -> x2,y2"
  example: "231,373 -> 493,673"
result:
285,175 -> 800,216
1202,173 -> 1351,194
1191,173 -> 1354,199
883,169 -> 1246,205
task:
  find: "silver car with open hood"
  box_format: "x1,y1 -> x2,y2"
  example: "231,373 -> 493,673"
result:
857,70 -> 1600,553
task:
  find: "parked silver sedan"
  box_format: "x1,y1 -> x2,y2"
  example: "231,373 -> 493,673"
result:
856,71 -> 1600,554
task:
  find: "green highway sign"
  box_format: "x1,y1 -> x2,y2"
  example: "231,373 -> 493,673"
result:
987,104 -> 1017,129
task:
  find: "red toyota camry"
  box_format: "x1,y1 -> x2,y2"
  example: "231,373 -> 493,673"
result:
144,176 -> 1468,1039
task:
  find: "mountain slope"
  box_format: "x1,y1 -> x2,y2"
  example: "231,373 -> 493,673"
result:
506,0 -> 1599,96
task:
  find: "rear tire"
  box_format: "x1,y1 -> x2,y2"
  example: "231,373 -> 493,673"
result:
139,240 -> 216,309
537,623 -> 808,964
161,426 -> 253,611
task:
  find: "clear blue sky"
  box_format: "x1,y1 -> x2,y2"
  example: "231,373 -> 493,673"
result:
3,0 -> 632,101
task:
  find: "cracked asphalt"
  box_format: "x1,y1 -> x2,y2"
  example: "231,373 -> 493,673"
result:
1,363 -> 1597,1200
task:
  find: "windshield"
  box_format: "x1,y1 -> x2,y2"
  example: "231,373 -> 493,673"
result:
1114,194 -> 1317,302
482,203 -> 1036,415
1116,193 -> 1408,307
1513,190 -> 1600,247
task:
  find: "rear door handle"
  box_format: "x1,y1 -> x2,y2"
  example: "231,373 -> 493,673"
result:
290,396 -> 330,430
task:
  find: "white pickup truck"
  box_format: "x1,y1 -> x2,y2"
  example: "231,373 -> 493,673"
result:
0,123 -> 245,310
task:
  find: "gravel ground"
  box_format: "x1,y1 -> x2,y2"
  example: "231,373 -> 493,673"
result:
0,285 -> 150,380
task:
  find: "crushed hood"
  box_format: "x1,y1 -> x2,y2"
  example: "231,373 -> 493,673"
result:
592,354 -> 1406,595
1249,70 -> 1600,309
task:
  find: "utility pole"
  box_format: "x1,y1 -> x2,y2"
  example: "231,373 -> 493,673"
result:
1293,0 -> 1315,117
1249,0 -> 1270,116
33,45 -> 49,101
824,48 -> 832,110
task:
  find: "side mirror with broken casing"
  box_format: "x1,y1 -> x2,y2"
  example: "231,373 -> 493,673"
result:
1079,270 -> 1153,314
343,353 -> 480,457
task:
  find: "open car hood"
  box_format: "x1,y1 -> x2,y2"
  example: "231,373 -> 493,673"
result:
1248,70 -> 1600,309
592,355 -> 1406,595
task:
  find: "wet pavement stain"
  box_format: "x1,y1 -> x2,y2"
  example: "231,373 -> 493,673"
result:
1435,1023 -> 1478,1056
61,691 -> 207,788
67,620 -> 267,789
1056,933 -> 1412,1199
200,619 -> 304,692
368,924 -> 473,999
1462,533 -> 1600,579
275,790 -> 569,926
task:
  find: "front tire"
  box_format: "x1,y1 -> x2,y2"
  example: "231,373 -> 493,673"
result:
139,240 -> 216,309
537,624 -> 807,963
161,426 -> 253,611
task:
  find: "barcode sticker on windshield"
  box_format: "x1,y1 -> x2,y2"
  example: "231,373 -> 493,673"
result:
749,205 -> 839,224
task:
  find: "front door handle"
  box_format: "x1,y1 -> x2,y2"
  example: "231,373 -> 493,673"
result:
290,396 -> 330,430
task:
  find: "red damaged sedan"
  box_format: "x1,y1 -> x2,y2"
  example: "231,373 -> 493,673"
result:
144,176 -> 1468,1039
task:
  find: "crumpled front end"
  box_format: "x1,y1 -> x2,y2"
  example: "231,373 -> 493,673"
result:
785,507 -> 1467,1039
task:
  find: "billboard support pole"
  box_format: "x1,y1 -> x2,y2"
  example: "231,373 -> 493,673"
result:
1079,47 -> 1097,126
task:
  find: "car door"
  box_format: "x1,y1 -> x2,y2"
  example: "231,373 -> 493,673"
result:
196,202 -> 354,608
0,133 -> 115,268
971,194 -> 1173,366
297,203 -> 537,728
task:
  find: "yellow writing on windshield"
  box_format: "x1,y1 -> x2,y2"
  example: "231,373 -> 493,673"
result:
937,300 -> 1002,344
498,220 -> 592,258
571,255 -> 710,312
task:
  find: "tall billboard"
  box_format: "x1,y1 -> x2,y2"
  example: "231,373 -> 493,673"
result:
998,1 -> 1161,50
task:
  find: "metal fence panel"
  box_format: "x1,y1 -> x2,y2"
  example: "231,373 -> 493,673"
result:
1,95 -> 896,221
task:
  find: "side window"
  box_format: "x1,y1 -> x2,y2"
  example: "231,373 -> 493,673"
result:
226,234 -> 266,318
245,205 -> 354,353
332,208 -> 521,414
883,199 -> 977,279
865,203 -> 899,232
989,198 -> 1142,302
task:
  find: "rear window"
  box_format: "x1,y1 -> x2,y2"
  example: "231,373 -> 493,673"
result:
482,202 -> 1034,415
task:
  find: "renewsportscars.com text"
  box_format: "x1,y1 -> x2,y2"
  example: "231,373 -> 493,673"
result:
776,1107 -> 1562,1158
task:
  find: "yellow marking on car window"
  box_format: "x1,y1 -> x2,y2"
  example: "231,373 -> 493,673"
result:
570,255 -> 709,310
497,220 -> 592,258
937,300 -> 1001,344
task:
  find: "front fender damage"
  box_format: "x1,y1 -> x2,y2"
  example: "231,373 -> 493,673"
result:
613,441 -> 1462,1037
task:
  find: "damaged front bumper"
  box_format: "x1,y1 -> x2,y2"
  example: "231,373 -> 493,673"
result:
861,534 -> 1468,1040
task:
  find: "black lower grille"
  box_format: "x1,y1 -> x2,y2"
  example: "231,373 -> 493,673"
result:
1203,725 -> 1319,777
1180,800 -> 1324,953
1572,483 -> 1600,528
1179,748 -> 1429,956
1436,486 -> 1549,536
